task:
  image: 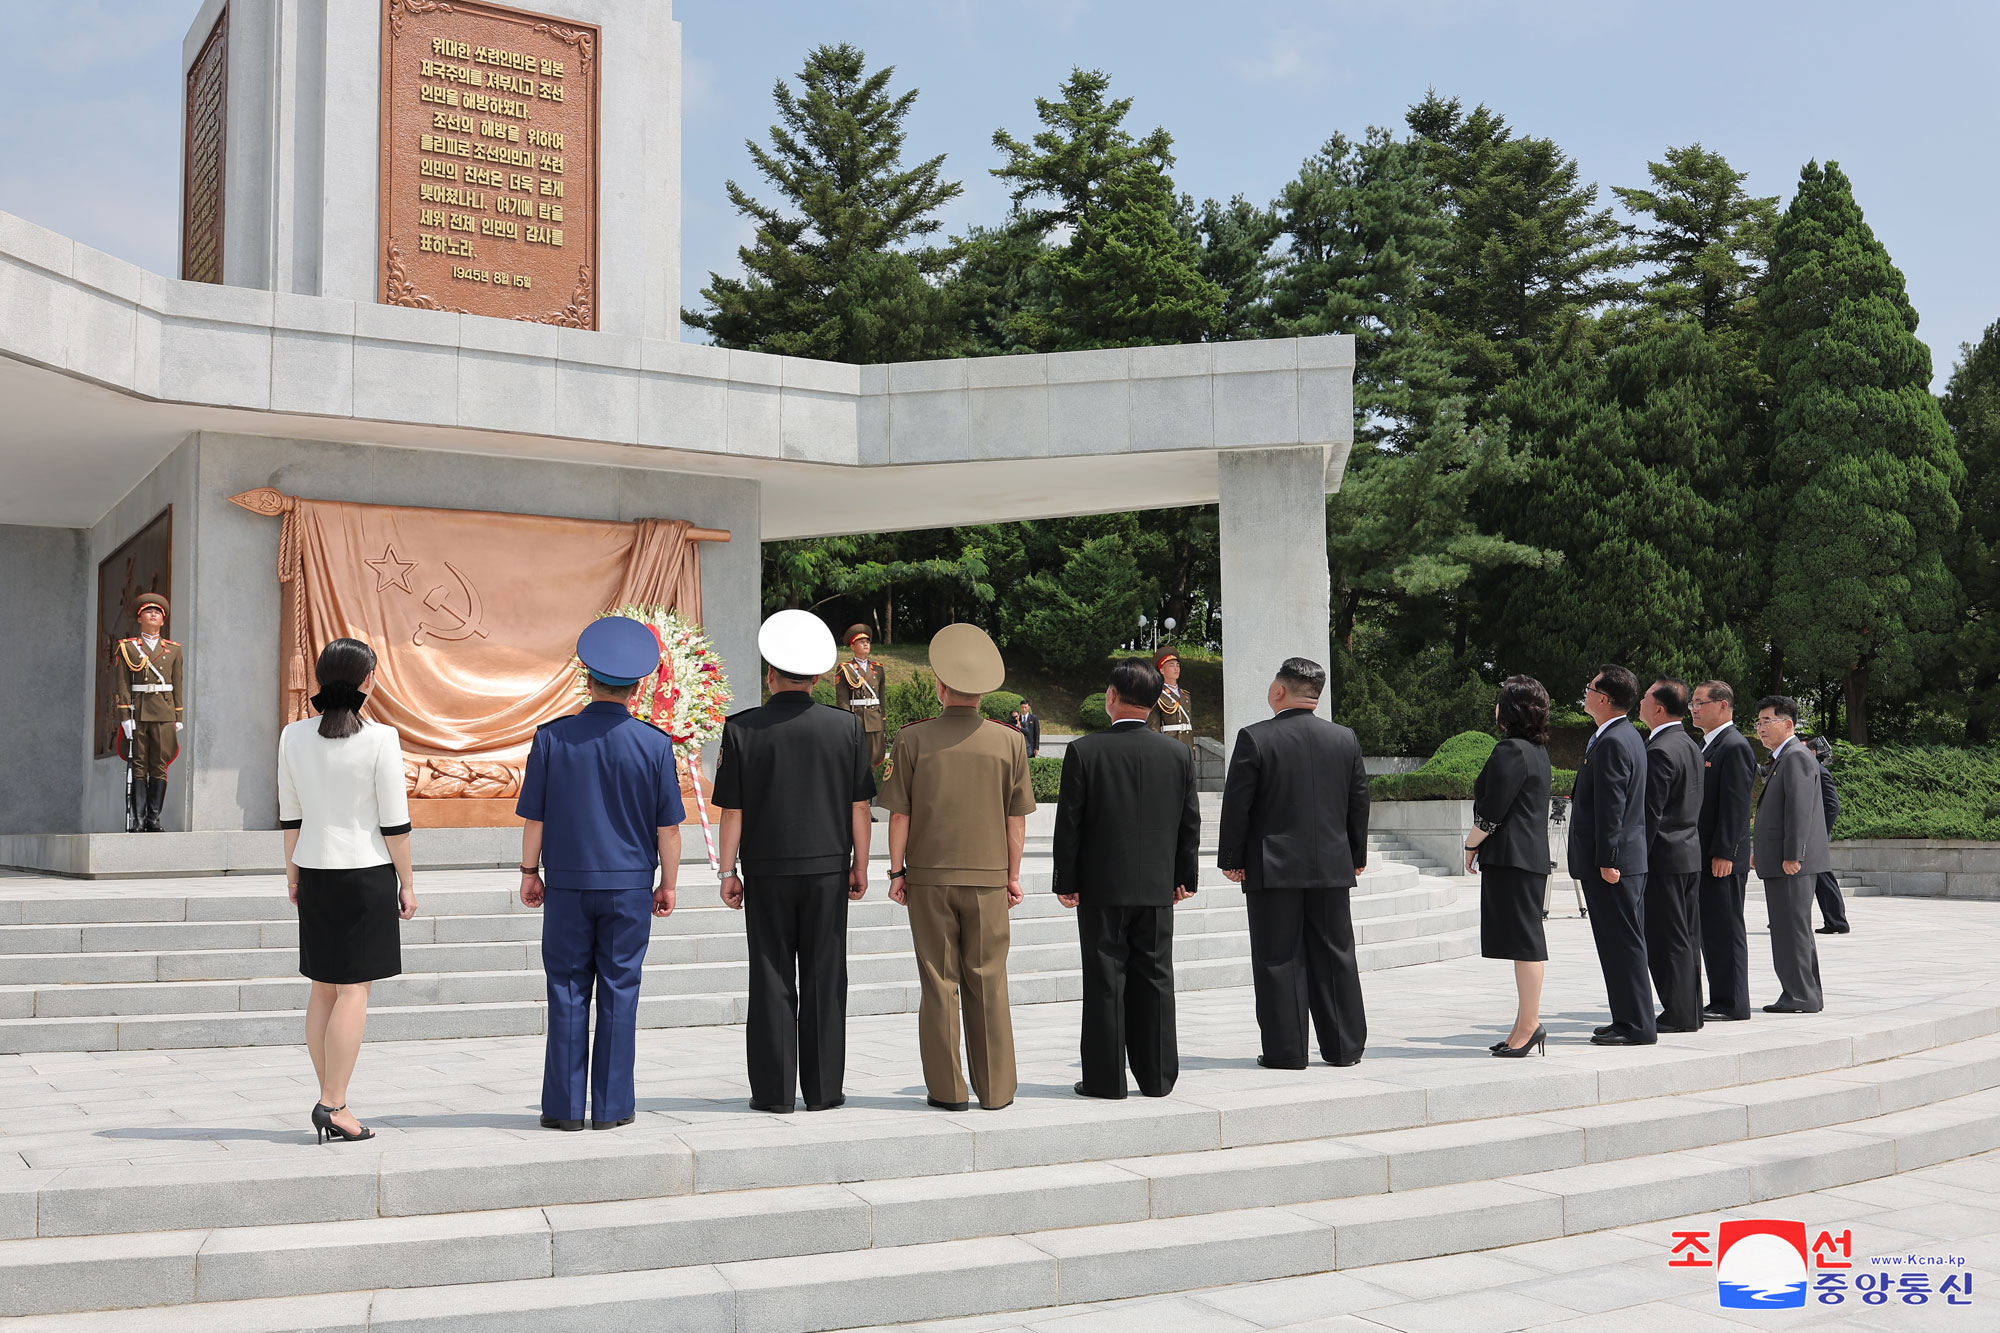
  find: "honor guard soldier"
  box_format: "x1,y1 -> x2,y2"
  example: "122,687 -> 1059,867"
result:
880,624 -> 1037,1111
114,592 -> 184,831
516,616 -> 684,1132
712,611 -> 876,1113
1145,648 -> 1197,753
835,625 -> 888,772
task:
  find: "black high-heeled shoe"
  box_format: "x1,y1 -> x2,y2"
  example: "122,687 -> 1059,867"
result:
1493,1025 -> 1547,1058
311,1102 -> 375,1143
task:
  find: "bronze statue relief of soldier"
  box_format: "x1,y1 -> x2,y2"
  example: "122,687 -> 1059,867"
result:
114,591 -> 185,831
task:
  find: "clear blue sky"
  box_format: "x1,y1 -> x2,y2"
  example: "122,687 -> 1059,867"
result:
3,1 -> 1995,387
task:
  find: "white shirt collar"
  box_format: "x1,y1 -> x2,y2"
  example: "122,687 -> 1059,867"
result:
1770,735 -> 1796,761
1701,724 -> 1731,750
1591,714 -> 1624,741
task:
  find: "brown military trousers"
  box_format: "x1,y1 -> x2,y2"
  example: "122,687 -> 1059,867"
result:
905,882 -> 1016,1108
127,721 -> 179,781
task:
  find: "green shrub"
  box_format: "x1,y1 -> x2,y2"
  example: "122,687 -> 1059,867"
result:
980,691 -> 1025,722
1077,692 -> 1111,731
810,680 -> 837,708
1824,743 -> 2000,840
1372,729 -> 1576,801
1030,755 -> 1063,803
884,671 -> 941,739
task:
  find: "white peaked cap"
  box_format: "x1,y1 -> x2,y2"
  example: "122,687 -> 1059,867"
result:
758,609 -> 838,676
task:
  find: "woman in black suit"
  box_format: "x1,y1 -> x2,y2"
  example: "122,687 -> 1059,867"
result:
1465,676 -> 1554,1057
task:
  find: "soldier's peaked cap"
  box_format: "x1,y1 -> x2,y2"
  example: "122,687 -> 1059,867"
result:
577,615 -> 660,687
929,623 -> 1005,695
133,591 -> 169,615
842,624 -> 873,646
759,609 -> 837,676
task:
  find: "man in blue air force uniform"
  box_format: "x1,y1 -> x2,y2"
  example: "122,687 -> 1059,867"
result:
516,616 -> 684,1131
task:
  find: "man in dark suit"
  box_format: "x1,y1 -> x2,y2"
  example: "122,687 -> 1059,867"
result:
1806,735 -> 1849,935
1571,663 -> 1656,1046
712,612 -> 877,1113
1017,700 -> 1042,758
1217,657 -> 1371,1068
1691,680 -> 1755,1022
1751,696 -> 1828,1013
1639,678 -> 1705,1032
1053,659 -> 1202,1099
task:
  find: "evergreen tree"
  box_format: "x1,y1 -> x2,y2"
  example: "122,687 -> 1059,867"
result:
1406,93 -> 1634,407
990,69 -> 1222,350
1759,161 -> 1963,741
1613,144 -> 1778,343
1185,194 -> 1279,341
684,44 -> 962,363
1941,320 -> 2000,741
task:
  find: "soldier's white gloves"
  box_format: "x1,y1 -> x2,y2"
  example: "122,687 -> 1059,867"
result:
122,720 -> 135,739
175,722 -> 183,732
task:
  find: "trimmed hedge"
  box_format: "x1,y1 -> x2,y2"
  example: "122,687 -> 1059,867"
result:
1031,755 -> 1063,803
1372,730 -> 1577,801
1827,743 -> 2000,840
1077,692 -> 1111,731
981,691 -> 1026,723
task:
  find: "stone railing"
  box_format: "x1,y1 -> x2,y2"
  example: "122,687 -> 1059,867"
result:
1834,840 -> 2000,900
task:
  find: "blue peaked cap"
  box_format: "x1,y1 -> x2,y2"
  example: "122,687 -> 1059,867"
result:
577,615 -> 659,687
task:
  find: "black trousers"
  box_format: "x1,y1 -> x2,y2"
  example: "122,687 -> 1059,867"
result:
1244,887 -> 1365,1065
1699,867 -> 1751,1019
744,871 -> 849,1109
1815,871 -> 1849,930
1582,872 -> 1656,1041
1644,871 -> 1704,1030
1076,904 -> 1177,1098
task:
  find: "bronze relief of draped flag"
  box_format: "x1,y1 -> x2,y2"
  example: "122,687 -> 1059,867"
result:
230,488 -> 728,825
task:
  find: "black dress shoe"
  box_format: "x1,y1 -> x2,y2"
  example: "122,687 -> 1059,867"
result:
1325,1054 -> 1362,1068
1589,1032 -> 1657,1046
1702,1006 -> 1751,1022
1256,1055 -> 1308,1070
1816,925 -> 1850,935
1593,1023 -> 1616,1036
1073,1081 -> 1124,1100
590,1116 -> 635,1131
540,1116 -> 584,1131
979,1099 -> 1013,1111
804,1097 -> 845,1112
1763,1003 -> 1820,1014
749,1101 -> 795,1114
926,1096 -> 970,1111
1656,1022 -> 1699,1034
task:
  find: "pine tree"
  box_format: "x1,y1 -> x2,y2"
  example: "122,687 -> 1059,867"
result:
1185,194 -> 1278,341
1760,161 -> 1964,741
1406,94 -> 1634,407
989,68 -> 1222,351
1941,320 -> 2000,741
1613,144 -> 1778,344
684,44 -> 962,363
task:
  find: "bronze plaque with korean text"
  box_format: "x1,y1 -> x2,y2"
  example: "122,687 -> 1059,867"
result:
378,0 -> 599,326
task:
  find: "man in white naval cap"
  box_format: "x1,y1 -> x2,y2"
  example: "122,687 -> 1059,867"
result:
712,610 -> 877,1112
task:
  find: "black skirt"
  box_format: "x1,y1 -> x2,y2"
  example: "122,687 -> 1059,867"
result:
1480,863 -> 1549,962
297,864 -> 403,983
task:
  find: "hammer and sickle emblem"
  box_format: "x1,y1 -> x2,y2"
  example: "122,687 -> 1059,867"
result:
413,562 -> 488,645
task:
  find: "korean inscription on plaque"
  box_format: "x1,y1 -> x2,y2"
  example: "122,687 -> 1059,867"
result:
378,0 -> 600,327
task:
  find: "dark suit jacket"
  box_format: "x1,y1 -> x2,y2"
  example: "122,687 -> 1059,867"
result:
1698,725 -> 1755,866
1644,724 -> 1705,875
1217,709 -> 1369,890
1567,716 -> 1649,881
1019,712 -> 1041,756
1471,737 -> 1551,873
1754,740 -> 1833,878
1051,720 -> 1200,905
1818,760 -> 1840,835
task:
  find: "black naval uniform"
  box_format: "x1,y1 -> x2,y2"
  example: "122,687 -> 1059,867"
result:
713,691 -> 877,1111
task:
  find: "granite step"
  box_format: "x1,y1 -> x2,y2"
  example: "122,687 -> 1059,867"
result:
2,1064 -> 1995,1321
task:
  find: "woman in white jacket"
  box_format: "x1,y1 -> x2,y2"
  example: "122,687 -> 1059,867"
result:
279,638 -> 417,1143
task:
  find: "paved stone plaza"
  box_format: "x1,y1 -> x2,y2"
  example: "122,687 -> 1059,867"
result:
1,852 -> 1997,1328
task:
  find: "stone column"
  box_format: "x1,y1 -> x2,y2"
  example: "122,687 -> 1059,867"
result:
1218,447 -> 1331,756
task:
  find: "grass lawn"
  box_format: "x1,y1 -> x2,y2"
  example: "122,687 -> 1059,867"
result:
862,641 -> 1225,740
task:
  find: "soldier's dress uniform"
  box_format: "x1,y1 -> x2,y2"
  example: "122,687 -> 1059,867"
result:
834,625 -> 888,772
714,611 -> 876,1113
1144,650 -> 1196,754
114,592 -> 184,832
517,617 -> 685,1131
879,625 -> 1037,1111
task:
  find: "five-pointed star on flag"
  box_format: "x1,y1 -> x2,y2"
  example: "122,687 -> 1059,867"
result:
367,544 -> 418,593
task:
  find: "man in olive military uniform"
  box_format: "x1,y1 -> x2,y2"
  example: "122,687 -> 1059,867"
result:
114,592 -> 184,832
880,624 -> 1037,1111
1145,648 -> 1196,753
835,625 -> 888,773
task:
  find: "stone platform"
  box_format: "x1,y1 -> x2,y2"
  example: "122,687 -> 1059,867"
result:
0,877 -> 1995,1327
